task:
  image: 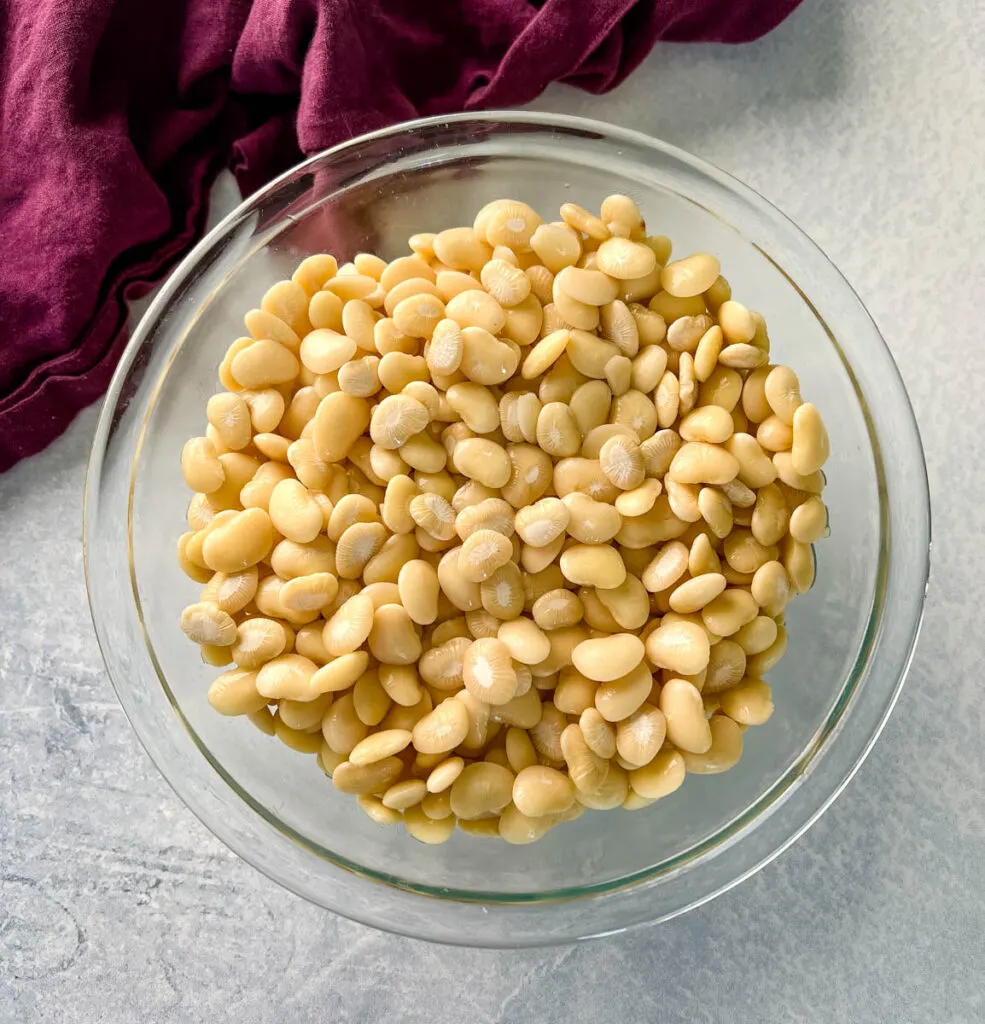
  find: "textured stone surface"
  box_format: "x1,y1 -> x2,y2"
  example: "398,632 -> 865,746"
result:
2,1 -> 983,1020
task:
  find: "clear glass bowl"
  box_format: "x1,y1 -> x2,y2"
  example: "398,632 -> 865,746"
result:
84,113 -> 930,947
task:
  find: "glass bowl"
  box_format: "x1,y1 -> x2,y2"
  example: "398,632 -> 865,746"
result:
84,112 -> 930,947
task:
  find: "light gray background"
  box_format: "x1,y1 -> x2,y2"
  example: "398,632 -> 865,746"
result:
2,1 -> 983,1020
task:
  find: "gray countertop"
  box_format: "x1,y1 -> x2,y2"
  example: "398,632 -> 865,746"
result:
2,1 -> 983,1020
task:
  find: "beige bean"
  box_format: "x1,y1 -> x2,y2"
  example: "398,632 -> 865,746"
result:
230,616 -> 289,669
357,795 -> 402,825
333,756 -> 404,795
669,573 -> 727,614
560,544 -> 626,590
789,496 -> 827,544
616,703 -> 667,767
592,575 -> 647,632
594,661 -> 653,723
498,804 -> 555,845
536,402 -> 582,458
404,804 -> 456,843
756,415 -> 793,452
264,478 -> 321,544
502,727 -> 537,775
551,668 -> 595,716
659,677 -> 712,753
348,729 -> 413,766
678,406 -> 732,446
600,194 -> 643,235
291,254 -> 339,296
699,640 -> 745,695
645,620 -> 710,675
641,540 -> 689,594
596,432 -> 644,491
558,202 -> 608,241
449,761 -> 514,820
575,763 -> 629,809
773,452 -> 824,494
570,380 -> 612,435
762,364 -> 802,425
462,637 -> 518,706
306,652 -> 371,698
599,299 -> 640,357
426,756 -> 465,794
751,559 -> 790,614
572,634 -> 645,683
368,604 -> 422,666
690,325 -> 723,385
351,670 -> 392,727
497,617 -> 550,666
323,273 -> 379,303
323,592 -> 375,655
521,328 -> 570,379
695,486 -> 731,539
273,717 -> 323,753
733,616 -> 779,657
458,529 -> 514,584
701,587 -> 759,637
724,433 -> 779,489
254,653 -> 320,700
444,289 -> 506,336
595,237 -> 656,280
782,535 -> 816,594
229,339 -> 300,390
181,437 -> 224,495
629,747 -> 686,800
512,765 -> 575,817
553,276 -> 599,331
408,491 -> 456,542
530,222 -> 582,273
724,529 -> 777,575
716,679 -> 769,729
500,392 -> 542,445
790,402 -> 829,475
668,442 -> 739,486
661,253 -> 720,298
205,392 -> 252,452
200,567 -> 259,616
687,532 -> 721,578
576,707 -> 616,761
749,483 -> 789,547
614,478 -> 662,518
666,313 -> 713,354
207,669 -> 268,716
452,438 -> 511,488
180,601 -> 237,647
697,366 -> 742,413
310,392 -> 371,465
556,723 -> 607,795
681,714 -> 743,774
334,521 -> 386,580
411,698 -> 470,755
511,498 -> 567,550
396,559 -> 439,626
531,588 -> 583,632
666,478 -> 702,523
555,265 -> 619,306
201,508 -> 273,573
654,370 -> 680,430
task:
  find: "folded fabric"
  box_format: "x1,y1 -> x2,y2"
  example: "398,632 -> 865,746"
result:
0,0 -> 802,471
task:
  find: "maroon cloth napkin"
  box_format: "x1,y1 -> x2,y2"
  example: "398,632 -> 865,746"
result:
0,0 -> 802,471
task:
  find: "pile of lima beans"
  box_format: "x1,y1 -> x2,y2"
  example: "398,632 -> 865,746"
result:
177,195 -> 829,846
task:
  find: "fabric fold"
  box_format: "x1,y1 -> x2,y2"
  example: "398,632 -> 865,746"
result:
0,0 -> 802,471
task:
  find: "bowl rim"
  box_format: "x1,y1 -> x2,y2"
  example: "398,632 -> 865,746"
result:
84,109 -> 931,945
